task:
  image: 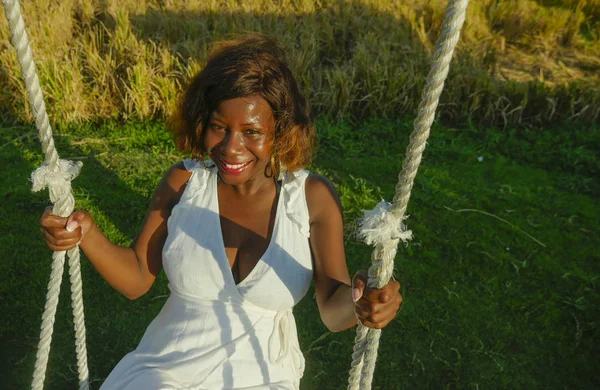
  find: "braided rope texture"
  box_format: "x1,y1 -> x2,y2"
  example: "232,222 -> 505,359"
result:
2,1 -> 89,389
348,1 -> 470,389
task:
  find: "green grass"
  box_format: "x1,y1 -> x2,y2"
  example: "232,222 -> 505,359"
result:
1,118 -> 598,389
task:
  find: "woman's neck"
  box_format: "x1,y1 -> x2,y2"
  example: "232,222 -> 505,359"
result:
217,172 -> 277,198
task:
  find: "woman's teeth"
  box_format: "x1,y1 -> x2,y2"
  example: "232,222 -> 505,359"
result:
220,159 -> 251,173
224,161 -> 248,169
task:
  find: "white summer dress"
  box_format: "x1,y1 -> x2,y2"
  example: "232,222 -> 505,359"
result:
100,159 -> 313,390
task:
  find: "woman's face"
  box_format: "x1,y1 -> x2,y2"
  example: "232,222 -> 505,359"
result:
205,95 -> 276,187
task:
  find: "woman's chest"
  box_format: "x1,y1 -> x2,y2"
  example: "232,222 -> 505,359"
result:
218,189 -> 280,283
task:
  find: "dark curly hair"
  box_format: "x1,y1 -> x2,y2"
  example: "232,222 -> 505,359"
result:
169,34 -> 315,173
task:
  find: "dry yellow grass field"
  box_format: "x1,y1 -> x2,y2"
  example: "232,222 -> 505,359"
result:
1,0 -> 599,125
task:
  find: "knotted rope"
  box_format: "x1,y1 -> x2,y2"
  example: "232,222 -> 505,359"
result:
2,0 -> 89,389
348,1 -> 470,389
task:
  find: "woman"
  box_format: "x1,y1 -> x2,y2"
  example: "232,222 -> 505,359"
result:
40,34 -> 402,389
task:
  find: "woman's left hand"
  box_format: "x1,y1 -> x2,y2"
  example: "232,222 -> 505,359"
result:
351,270 -> 402,329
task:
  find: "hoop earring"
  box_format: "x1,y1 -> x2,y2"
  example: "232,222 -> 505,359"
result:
265,153 -> 279,179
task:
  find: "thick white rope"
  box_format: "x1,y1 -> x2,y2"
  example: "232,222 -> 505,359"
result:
2,1 -> 90,389
348,1 -> 470,389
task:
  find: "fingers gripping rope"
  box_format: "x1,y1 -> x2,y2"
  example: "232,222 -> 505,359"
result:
348,1 -> 470,389
2,0 -> 90,389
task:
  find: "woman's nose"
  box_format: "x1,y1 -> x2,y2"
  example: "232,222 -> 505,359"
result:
221,131 -> 244,155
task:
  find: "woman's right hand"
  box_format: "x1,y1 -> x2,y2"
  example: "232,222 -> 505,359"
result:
39,207 -> 94,251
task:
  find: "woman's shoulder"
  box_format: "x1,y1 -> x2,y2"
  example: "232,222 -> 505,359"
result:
304,173 -> 342,221
305,173 -> 338,199
155,161 -> 198,210
164,161 -> 193,190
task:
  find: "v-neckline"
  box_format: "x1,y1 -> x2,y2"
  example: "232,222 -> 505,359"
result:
212,168 -> 283,288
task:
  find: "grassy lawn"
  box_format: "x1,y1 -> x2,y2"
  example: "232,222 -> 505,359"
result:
0,118 -> 598,389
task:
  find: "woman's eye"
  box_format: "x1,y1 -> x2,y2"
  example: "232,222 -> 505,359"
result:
245,129 -> 261,136
209,124 -> 224,131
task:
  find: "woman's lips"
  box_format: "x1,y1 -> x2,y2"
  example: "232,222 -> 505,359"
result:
218,158 -> 252,174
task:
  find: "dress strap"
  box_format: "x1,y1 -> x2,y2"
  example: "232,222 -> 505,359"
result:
182,158 -> 202,171
178,159 -> 214,205
281,169 -> 311,237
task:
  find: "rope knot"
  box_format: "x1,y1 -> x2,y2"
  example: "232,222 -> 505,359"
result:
357,200 -> 413,246
31,159 -> 82,208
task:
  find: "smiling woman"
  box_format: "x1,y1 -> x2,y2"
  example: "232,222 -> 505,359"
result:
39,33 -> 403,389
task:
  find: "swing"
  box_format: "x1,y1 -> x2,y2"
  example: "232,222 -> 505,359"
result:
1,0 -> 469,389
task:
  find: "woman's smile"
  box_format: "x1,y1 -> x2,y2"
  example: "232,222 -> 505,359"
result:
217,157 -> 253,175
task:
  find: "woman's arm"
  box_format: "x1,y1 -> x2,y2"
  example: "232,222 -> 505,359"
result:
306,174 -> 402,332
306,174 -> 355,332
40,162 -> 192,300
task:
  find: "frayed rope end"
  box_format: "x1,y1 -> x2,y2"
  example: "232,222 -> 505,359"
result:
357,200 -> 413,246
